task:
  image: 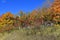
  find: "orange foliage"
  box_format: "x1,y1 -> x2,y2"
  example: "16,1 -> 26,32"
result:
49,0 -> 60,22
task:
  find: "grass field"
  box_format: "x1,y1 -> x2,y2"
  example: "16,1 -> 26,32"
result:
0,24 -> 60,40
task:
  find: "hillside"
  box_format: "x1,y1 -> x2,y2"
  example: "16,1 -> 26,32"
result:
0,0 -> 60,40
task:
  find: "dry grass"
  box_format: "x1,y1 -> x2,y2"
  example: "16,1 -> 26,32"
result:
0,24 -> 60,40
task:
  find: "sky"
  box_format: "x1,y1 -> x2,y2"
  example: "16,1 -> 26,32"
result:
0,0 -> 53,15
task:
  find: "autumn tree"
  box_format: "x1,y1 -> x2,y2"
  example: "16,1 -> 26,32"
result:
50,0 -> 60,23
0,12 -> 15,31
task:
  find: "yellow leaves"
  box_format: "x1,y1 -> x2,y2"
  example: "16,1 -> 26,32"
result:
0,12 -> 14,28
0,18 -> 3,22
7,13 -> 14,17
8,20 -> 13,24
5,12 -> 14,17
0,13 -> 15,32
50,0 -> 60,13
2,12 -> 14,19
